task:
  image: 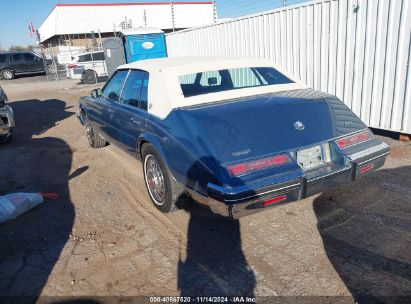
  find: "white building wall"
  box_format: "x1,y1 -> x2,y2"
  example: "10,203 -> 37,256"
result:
166,0 -> 411,134
38,2 -> 215,42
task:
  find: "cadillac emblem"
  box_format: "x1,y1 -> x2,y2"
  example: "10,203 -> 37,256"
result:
294,121 -> 305,131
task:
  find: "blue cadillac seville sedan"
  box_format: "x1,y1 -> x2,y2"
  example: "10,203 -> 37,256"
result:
78,57 -> 390,218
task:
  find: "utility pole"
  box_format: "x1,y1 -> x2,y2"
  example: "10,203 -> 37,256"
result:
213,0 -> 217,23
283,0 -> 287,7
170,1 -> 175,32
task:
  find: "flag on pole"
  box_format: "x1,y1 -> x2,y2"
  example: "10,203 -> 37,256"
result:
29,21 -> 35,38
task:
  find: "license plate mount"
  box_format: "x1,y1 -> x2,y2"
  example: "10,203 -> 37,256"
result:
295,143 -> 330,171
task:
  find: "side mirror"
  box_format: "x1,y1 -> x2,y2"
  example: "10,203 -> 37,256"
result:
91,88 -> 102,98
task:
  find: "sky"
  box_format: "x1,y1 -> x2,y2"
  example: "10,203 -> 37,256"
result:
0,0 -> 306,50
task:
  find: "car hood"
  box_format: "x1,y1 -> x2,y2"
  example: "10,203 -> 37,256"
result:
176,89 -> 366,165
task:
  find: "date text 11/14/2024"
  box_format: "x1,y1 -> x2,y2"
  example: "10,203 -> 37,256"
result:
149,296 -> 256,303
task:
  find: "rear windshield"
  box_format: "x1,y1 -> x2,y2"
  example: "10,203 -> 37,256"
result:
179,67 -> 294,97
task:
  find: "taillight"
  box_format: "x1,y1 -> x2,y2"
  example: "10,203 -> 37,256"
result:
335,130 -> 372,149
359,163 -> 374,173
226,154 -> 291,177
67,64 -> 77,69
262,195 -> 287,206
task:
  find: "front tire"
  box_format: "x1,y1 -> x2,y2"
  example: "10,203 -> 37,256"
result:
84,114 -> 106,148
2,69 -> 14,80
142,144 -> 187,213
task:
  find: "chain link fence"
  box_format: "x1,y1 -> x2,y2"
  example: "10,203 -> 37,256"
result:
39,32 -> 110,85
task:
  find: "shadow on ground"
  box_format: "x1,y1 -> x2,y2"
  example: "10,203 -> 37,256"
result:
313,166 -> 411,303
0,99 -> 85,301
177,158 -> 256,296
178,203 -> 256,296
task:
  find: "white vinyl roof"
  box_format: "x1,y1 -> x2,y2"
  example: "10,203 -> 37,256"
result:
118,57 -> 308,119
38,2 -> 214,42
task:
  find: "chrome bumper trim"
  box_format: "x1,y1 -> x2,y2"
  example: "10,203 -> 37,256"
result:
210,182 -> 301,204
356,151 -> 390,166
348,142 -> 390,161
186,139 -> 390,219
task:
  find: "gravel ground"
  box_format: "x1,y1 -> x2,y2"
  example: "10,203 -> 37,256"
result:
0,77 -> 410,303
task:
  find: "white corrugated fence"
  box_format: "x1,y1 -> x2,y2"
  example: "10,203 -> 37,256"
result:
166,0 -> 411,134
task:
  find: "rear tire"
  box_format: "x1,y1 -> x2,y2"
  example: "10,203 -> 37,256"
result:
81,69 -> 98,84
84,114 -> 106,148
142,143 -> 188,213
2,69 -> 14,80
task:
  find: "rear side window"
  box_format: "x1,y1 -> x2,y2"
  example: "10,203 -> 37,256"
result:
11,54 -> 23,62
78,54 -> 92,62
0,55 -> 7,63
140,76 -> 149,111
120,70 -> 149,110
101,70 -> 128,102
78,52 -> 105,62
91,52 -> 105,61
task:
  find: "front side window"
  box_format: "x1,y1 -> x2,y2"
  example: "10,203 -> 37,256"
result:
101,70 -> 128,102
23,53 -> 35,61
179,66 -> 294,98
0,55 -> 7,63
120,70 -> 149,110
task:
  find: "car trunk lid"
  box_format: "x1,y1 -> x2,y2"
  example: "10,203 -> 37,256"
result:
184,90 -> 366,165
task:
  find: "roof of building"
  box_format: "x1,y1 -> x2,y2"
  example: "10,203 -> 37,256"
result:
119,27 -> 164,35
117,56 -> 307,119
38,2 -> 214,43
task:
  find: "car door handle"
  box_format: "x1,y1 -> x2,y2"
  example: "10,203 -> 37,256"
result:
130,117 -> 141,125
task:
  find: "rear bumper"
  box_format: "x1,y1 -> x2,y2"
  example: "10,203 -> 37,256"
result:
188,141 -> 390,219
67,70 -> 82,79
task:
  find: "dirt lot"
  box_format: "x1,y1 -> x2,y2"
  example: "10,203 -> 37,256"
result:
0,76 -> 410,303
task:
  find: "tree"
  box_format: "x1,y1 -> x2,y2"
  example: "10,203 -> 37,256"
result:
8,45 -> 34,51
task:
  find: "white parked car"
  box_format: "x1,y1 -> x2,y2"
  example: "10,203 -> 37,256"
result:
66,51 -> 108,84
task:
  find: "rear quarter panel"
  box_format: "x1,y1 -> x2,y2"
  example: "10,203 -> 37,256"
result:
142,111 -> 223,195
